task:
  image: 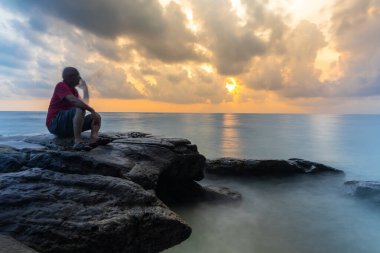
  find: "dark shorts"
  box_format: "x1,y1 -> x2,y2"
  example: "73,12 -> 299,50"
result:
48,108 -> 92,137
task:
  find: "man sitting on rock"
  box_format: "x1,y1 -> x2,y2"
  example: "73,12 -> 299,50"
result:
46,67 -> 102,150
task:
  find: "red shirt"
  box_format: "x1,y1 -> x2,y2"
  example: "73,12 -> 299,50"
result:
46,81 -> 79,127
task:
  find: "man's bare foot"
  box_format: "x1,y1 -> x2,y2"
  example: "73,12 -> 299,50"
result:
89,137 -> 113,148
72,142 -> 92,151
74,138 -> 84,144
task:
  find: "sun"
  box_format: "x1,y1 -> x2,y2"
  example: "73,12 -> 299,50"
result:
226,78 -> 237,93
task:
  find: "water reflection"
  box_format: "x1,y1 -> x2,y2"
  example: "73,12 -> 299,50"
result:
309,115 -> 342,164
221,114 -> 240,157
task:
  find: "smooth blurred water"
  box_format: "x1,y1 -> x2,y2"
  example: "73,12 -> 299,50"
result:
1,111 -> 380,252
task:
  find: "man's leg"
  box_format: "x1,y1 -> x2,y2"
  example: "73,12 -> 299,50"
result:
90,116 -> 101,144
73,108 -> 86,144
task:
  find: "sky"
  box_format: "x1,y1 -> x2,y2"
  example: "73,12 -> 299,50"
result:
0,0 -> 379,113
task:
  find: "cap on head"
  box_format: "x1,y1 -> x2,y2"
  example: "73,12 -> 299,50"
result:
62,67 -> 79,81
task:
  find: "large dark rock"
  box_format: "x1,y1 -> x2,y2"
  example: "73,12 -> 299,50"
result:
0,145 -> 28,173
206,158 -> 343,177
0,168 -> 190,253
157,180 -> 242,204
345,180 -> 380,203
0,132 -> 206,253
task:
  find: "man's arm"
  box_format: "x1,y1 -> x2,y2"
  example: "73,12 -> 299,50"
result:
77,79 -> 89,103
65,95 -> 101,124
65,95 -> 94,112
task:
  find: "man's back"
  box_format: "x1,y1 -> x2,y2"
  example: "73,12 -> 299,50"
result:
46,82 -> 78,128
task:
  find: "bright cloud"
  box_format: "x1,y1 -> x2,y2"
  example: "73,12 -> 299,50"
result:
0,0 -> 379,112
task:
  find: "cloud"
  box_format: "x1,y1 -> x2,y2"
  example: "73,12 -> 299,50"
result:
190,0 -> 267,75
242,20 -> 327,97
134,62 -> 231,104
329,0 -> 380,97
0,0 -> 379,110
85,66 -> 144,99
1,0 -> 203,63
0,0 -> 331,103
331,0 -> 371,36
0,12 -> 144,100
1,0 -> 164,38
0,39 -> 32,68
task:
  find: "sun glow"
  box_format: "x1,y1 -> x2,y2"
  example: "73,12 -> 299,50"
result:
226,77 -> 237,93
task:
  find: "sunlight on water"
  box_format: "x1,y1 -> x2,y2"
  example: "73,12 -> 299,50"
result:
221,114 -> 240,158
309,115 -> 343,164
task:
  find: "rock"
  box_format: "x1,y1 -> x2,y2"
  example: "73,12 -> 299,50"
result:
0,168 -> 190,253
0,132 -> 206,253
344,181 -> 380,203
202,185 -> 242,203
0,140 -> 45,150
22,132 -> 149,150
157,180 -> 242,204
22,134 -> 205,190
0,145 -> 28,173
0,132 -> 341,252
0,235 -> 39,253
205,158 -> 343,177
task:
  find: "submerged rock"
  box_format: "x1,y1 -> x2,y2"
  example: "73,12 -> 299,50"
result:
344,181 -> 380,203
203,185 -> 242,203
206,158 -> 343,177
0,132 -> 206,253
157,180 -> 242,204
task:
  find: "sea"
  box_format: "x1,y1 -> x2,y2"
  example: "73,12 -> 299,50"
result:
1,111 -> 380,253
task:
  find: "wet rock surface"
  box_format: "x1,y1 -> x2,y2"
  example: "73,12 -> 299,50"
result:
205,158 -> 343,177
0,235 -> 38,253
345,180 -> 380,203
157,180 -> 242,204
0,145 -> 28,173
0,132 -> 343,252
0,132 -> 206,253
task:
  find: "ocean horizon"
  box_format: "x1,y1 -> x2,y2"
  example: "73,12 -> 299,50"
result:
1,111 -> 380,252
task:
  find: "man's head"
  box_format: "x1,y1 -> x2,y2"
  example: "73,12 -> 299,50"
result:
62,67 -> 81,87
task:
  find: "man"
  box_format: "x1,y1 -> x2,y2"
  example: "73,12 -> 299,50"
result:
46,67 -> 102,150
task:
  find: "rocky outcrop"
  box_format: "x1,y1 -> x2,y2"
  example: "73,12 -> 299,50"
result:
0,132 -> 342,252
0,168 -> 190,253
205,158 -> 343,177
345,181 -> 380,203
0,132 -> 207,253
